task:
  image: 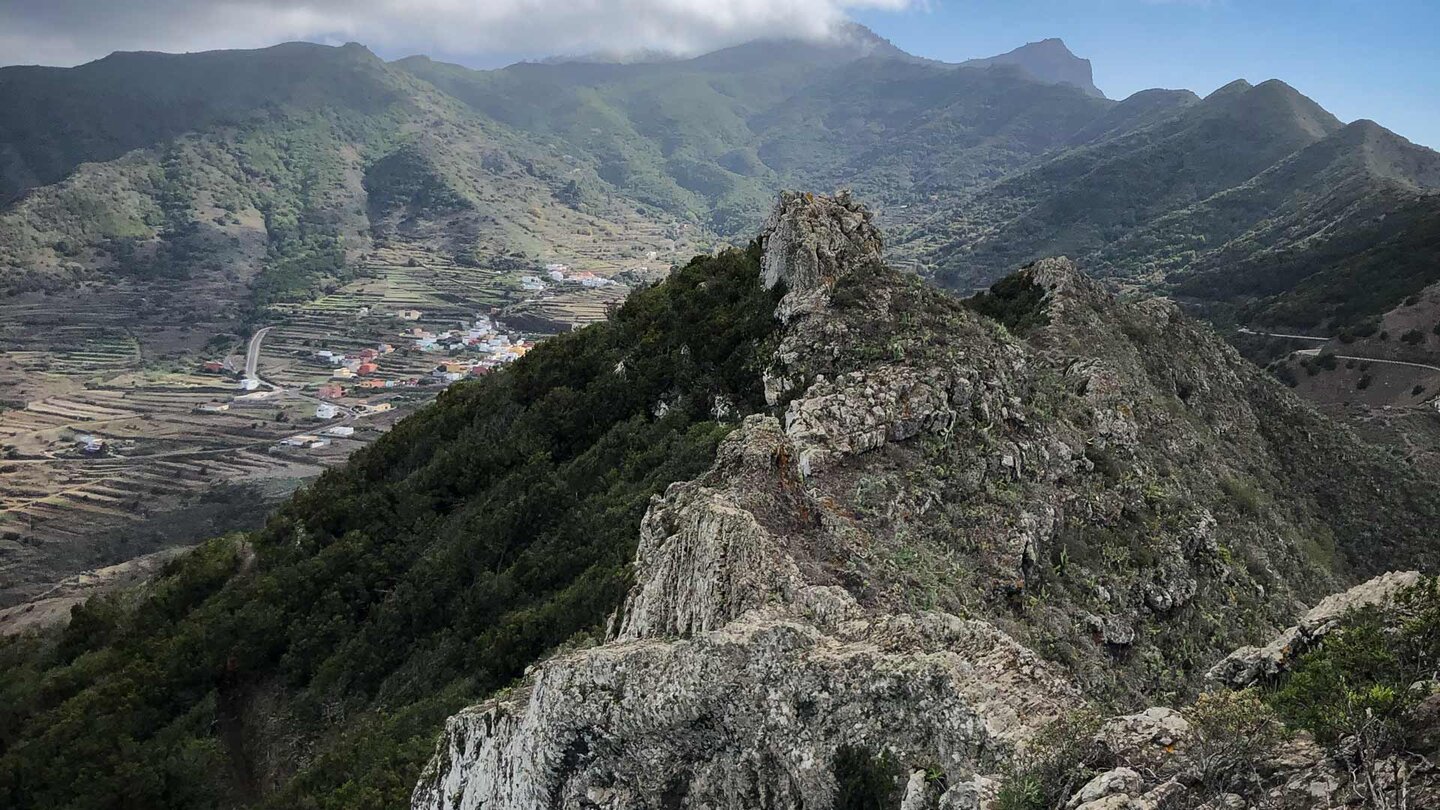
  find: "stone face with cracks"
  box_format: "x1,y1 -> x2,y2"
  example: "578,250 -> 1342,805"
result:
412,414 -> 1078,810
411,194 -> 1078,809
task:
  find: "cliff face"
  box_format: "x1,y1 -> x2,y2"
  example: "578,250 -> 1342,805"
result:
412,193 -> 1440,809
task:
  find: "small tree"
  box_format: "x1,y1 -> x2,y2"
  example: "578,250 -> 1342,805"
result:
1184,690 -> 1286,799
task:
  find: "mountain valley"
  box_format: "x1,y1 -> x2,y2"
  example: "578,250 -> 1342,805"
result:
1,24 -> 1439,810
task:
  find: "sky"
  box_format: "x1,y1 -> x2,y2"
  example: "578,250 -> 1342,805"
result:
0,0 -> 1435,148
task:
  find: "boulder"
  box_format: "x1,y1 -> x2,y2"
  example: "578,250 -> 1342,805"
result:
1066,767 -> 1142,809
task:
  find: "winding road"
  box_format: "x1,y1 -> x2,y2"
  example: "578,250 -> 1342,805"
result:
1295,347 -> 1440,375
1236,327 -> 1329,343
244,326 -> 273,387
1241,326 -> 1440,407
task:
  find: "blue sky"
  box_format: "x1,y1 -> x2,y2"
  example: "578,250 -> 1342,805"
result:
854,0 -> 1440,148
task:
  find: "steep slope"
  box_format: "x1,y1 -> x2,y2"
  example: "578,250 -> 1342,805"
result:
748,57 -> 1112,210
396,32 -> 1118,234
0,42 -> 402,204
0,41 -> 684,305
907,77 -> 1440,332
0,245 -> 783,809
907,79 -> 1344,288
1167,121 -> 1440,328
959,37 -> 1105,98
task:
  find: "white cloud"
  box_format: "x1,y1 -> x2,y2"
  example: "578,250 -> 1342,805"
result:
0,0 -> 919,67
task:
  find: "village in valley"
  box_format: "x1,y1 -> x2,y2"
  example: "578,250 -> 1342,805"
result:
0,225 -> 698,630
196,308 -> 536,455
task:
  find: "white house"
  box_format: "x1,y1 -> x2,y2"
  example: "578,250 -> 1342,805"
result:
315,403 -> 339,420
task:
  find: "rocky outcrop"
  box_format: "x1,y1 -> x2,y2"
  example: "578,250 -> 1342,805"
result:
1208,570 -> 1423,688
413,192 -> 1436,809
760,189 -> 882,303
412,413 -> 1078,810
412,195 -> 1078,810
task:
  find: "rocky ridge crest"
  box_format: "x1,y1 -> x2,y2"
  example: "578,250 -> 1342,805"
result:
412,193 -> 1438,809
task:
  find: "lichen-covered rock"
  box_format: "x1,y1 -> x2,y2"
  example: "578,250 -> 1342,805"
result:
1066,767 -> 1143,808
1096,707 -> 1190,775
415,611 -> 1073,810
760,189 -> 882,303
784,366 -> 957,475
413,410 -> 1078,810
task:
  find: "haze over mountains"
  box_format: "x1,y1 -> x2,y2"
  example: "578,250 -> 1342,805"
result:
2,26 -> 1437,340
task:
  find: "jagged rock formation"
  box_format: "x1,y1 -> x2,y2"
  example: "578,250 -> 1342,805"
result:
959,38 -> 1105,99
413,193 -> 1440,809
413,195 -> 1077,810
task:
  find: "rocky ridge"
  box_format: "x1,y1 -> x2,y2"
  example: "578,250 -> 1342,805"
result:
413,192 -> 1078,809
412,193 -> 1439,809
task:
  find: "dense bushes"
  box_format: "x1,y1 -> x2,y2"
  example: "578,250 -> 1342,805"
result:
964,269 -> 1050,336
0,243 -> 779,809
1265,578 -> 1440,748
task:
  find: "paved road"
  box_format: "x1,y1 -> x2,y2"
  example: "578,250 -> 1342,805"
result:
244,326 -> 273,386
1296,347 -> 1440,374
1244,327 -> 1440,404
1237,327 -> 1329,342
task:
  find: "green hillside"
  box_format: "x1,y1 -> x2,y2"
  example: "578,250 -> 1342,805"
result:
0,244 -> 780,809
905,79 -> 1440,330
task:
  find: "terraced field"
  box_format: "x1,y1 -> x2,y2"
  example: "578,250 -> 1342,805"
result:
0,229 -> 701,617
0,371 -> 343,606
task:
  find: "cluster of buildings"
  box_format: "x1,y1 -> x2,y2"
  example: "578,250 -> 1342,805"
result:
316,345 -> 394,378
276,424 -> 357,451
409,315 -> 533,378
540,263 -> 616,288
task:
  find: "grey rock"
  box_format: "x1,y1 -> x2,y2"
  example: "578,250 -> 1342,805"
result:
412,415 -> 1079,810
760,189 -> 882,300
1066,767 -> 1142,808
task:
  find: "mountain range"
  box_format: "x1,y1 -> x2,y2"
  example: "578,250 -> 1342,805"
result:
3,191 -> 1438,809
3,28 -> 1437,334
3,29 -> 1440,810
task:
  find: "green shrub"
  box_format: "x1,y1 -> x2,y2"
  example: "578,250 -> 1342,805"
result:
995,711 -> 1103,810
1184,690 -> 1287,795
1266,579 -> 1440,747
1219,475 -> 1263,515
0,244 -> 782,809
832,746 -> 904,810
965,270 -> 1050,336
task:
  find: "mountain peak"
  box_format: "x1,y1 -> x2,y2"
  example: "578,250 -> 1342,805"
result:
960,37 -> 1104,98
760,190 -> 883,320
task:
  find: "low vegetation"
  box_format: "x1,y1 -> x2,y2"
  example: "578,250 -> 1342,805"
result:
0,244 -> 780,809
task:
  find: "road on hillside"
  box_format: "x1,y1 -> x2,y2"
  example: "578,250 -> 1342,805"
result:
1237,327 -> 1329,342
1243,327 -> 1440,404
1296,347 -> 1440,375
244,327 -> 273,386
